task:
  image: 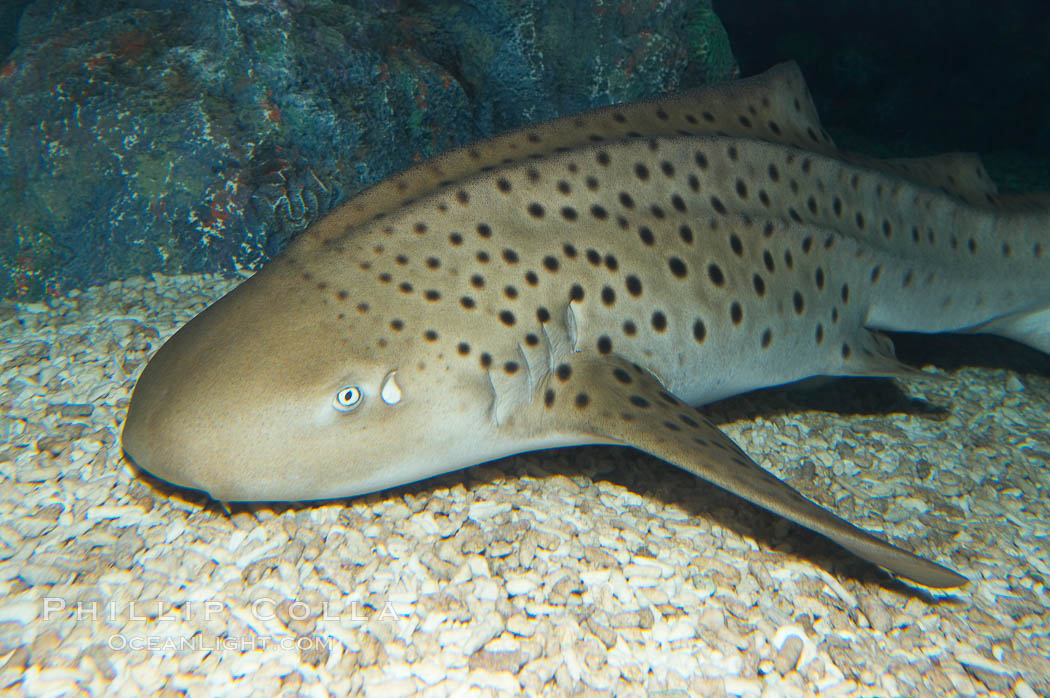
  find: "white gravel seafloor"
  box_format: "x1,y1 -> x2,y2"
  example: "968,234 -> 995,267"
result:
1,272 -> 1048,697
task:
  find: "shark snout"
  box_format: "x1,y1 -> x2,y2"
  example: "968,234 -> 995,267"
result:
121,332 -> 254,500
121,337 -> 330,502
120,271 -> 325,501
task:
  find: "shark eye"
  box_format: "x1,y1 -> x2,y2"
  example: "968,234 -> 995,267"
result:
333,386 -> 363,412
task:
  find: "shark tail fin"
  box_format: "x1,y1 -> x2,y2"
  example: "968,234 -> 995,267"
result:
529,352 -> 967,589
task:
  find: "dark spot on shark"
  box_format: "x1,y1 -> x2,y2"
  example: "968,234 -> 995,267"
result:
753,274 -> 766,297
626,275 -> 642,297
730,302 -> 743,325
693,319 -> 706,343
729,234 -> 743,256
707,264 -> 725,287
763,251 -> 775,273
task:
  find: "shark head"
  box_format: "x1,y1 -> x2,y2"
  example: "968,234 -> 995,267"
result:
121,235 -> 508,502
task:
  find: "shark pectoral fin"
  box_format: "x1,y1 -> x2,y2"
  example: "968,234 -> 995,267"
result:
535,353 -> 966,589
844,329 -> 937,380
966,307 -> 1050,354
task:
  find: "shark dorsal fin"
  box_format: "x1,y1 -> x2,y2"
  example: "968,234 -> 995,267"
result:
992,191 -> 1050,211
306,62 -> 835,242
849,152 -> 1000,206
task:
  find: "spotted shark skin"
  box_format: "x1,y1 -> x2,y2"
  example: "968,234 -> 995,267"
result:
122,63 -> 1050,589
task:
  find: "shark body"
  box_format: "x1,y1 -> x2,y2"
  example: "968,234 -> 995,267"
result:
121,63 -> 1050,588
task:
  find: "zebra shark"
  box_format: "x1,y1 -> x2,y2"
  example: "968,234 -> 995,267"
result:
121,62 -> 1050,588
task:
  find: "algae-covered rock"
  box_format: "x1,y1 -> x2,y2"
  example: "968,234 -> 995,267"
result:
0,0 -> 735,300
